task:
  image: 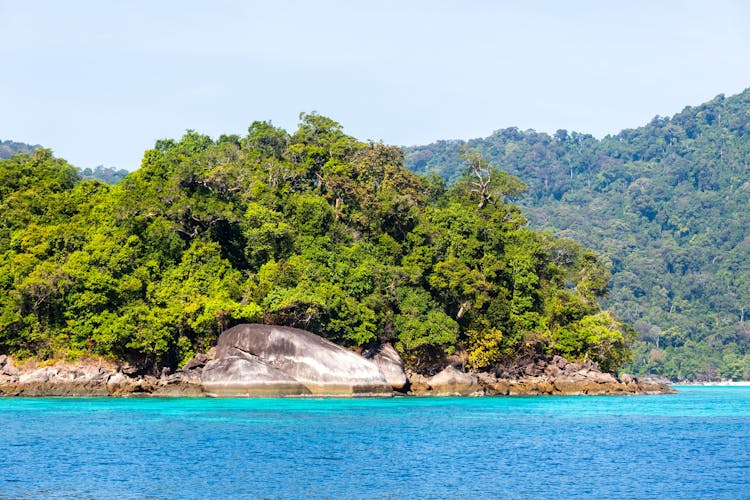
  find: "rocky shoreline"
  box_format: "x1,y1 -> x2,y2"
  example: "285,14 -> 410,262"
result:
0,324 -> 674,398
0,356 -> 673,399
407,357 -> 673,396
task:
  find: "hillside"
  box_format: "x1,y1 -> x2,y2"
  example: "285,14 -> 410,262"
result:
405,88 -> 750,381
1,139 -> 127,184
0,115 -> 630,375
79,165 -> 129,184
0,139 -> 40,159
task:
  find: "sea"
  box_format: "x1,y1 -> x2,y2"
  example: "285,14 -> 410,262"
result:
1,386 -> 749,499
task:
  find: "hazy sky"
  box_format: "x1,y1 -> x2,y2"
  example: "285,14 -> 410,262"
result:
2,0 -> 750,170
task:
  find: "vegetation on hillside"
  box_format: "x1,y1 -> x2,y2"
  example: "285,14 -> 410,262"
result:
0,115 -> 630,374
405,88 -> 750,380
1,139 -> 39,159
2,139 -> 127,184
80,165 -> 129,184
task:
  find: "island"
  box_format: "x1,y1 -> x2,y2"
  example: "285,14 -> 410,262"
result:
0,115 -> 674,396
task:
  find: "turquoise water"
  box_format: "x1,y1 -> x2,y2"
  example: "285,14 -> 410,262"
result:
1,387 -> 749,499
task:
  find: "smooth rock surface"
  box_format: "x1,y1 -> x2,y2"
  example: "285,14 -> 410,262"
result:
415,366 -> 481,396
201,356 -> 311,397
363,343 -> 408,391
210,324 -> 391,396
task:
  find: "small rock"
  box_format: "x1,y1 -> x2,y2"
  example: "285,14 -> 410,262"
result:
2,361 -> 19,377
586,371 -> 617,384
563,362 -> 582,375
487,379 -> 511,395
553,355 -> 568,369
183,353 -> 210,372
475,371 -> 498,386
406,370 -> 431,392
19,367 -> 57,384
120,364 -> 140,376
544,364 -> 562,378
426,366 -> 480,396
508,378 -> 554,395
523,361 -> 545,377
106,372 -> 133,395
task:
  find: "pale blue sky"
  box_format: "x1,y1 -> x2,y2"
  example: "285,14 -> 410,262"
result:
1,0 -> 749,170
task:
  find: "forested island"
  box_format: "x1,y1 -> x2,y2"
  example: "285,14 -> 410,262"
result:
5,87 -> 749,388
0,113 -> 634,390
405,89 -> 750,381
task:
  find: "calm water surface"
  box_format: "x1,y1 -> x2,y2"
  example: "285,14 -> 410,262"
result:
1,387 -> 749,499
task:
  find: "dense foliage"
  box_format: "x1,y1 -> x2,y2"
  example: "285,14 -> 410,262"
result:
0,115 -> 629,373
405,88 -> 750,380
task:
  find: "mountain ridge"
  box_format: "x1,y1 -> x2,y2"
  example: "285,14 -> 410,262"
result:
404,88 -> 750,380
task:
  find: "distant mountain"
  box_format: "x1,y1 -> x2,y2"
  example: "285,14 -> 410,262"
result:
1,140 -> 127,184
80,165 -> 129,184
405,88 -> 750,381
0,139 -> 40,159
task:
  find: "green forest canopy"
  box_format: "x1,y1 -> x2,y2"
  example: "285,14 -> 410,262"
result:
0,114 -> 631,374
405,88 -> 750,380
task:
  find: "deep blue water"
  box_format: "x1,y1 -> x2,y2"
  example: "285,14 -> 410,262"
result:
1,387 -> 749,499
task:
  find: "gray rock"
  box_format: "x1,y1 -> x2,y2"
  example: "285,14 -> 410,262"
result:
406,370 -> 431,392
182,348 -> 216,373
1,360 -> 19,377
426,366 -> 481,396
523,360 -> 546,377
563,362 -> 582,375
211,324 -> 391,396
363,343 -> 407,391
120,363 -> 140,376
586,370 -> 617,384
106,372 -> 132,394
19,367 -> 57,384
641,375 -> 672,385
475,371 -> 498,386
544,363 -> 562,378
201,356 -> 311,397
552,355 -> 568,369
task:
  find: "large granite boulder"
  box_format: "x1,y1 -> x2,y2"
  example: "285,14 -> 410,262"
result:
363,343 -> 408,391
202,356 -> 311,397
205,324 -> 391,397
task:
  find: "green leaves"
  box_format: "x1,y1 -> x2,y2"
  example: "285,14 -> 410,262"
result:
394,288 -> 459,368
0,113 -> 631,373
552,312 -> 634,372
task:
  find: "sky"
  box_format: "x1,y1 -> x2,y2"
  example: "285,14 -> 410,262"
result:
1,0 -> 750,171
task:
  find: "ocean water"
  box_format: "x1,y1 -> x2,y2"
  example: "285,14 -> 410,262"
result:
1,387 -> 749,499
